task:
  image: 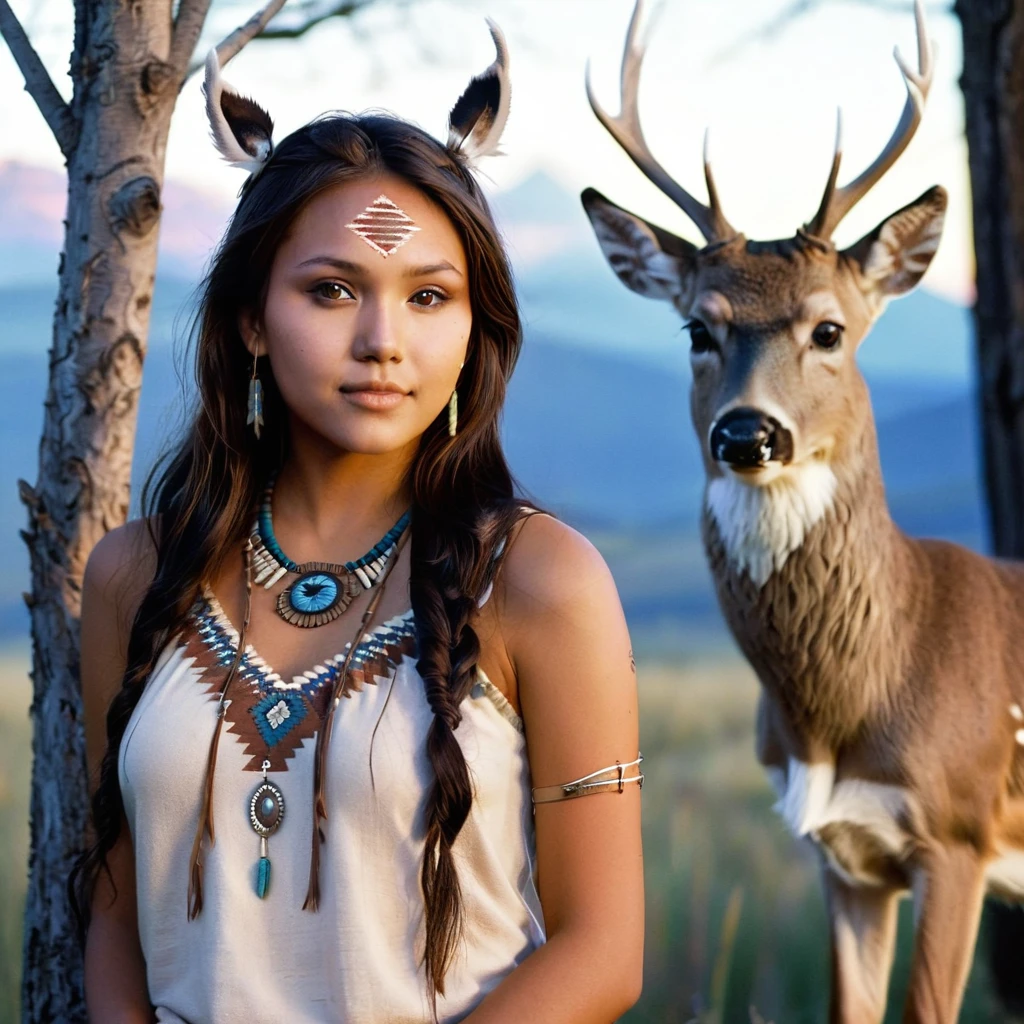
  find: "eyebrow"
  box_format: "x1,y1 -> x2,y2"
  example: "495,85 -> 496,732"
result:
296,255 -> 463,278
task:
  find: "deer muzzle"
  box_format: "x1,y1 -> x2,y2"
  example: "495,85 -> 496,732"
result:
710,408 -> 795,470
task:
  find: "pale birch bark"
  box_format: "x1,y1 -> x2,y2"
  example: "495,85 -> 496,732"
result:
0,1 -> 374,1018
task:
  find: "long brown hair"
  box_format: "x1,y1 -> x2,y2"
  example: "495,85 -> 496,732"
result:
72,112 -> 528,1001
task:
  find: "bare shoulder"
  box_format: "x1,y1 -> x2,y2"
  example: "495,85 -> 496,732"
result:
81,518 -> 159,786
497,513 -> 637,783
85,518 -> 158,594
499,512 -> 616,617
494,512 -> 628,685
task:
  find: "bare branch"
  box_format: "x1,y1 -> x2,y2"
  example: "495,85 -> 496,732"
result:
710,0 -> 953,66
0,0 -> 78,157
172,0 -> 214,75
184,0 -> 379,80
711,0 -> 819,64
209,0 -> 287,67
251,0 -> 382,40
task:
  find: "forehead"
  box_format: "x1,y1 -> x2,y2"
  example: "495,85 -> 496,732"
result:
281,172 -> 466,269
694,239 -> 858,321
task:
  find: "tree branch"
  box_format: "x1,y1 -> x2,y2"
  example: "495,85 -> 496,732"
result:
255,0 -> 372,39
710,0 -> 953,66
210,0 -> 287,68
171,0 -> 214,76
0,0 -> 78,158
184,0 -> 379,80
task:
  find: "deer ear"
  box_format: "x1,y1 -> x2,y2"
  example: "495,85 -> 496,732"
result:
843,186 -> 946,303
581,188 -> 699,304
447,19 -> 511,165
203,49 -> 275,176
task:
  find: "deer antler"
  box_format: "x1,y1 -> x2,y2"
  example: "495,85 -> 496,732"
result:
586,0 -> 735,244
807,0 -> 934,240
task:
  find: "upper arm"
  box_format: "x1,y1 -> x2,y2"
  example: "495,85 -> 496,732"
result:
497,516 -> 643,944
81,519 -> 158,796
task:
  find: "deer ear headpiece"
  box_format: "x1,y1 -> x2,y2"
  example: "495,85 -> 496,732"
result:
446,18 -> 512,165
203,20 -> 510,180
203,48 -> 275,177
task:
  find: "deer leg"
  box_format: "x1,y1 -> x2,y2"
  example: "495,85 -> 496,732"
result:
901,845 -> 986,1024
823,869 -> 901,1024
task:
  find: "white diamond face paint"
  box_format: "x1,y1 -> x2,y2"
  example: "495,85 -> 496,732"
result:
345,194 -> 421,257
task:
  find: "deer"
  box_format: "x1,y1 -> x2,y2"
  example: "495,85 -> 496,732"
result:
580,2 -> 1024,1022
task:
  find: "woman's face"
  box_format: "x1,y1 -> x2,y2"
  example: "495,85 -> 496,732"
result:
245,173 -> 472,457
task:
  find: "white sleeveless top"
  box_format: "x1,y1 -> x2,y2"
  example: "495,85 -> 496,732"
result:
118,591 -> 545,1023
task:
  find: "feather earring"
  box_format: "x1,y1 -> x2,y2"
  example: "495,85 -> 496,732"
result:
446,20 -> 511,167
448,389 -> 458,437
247,349 -> 264,439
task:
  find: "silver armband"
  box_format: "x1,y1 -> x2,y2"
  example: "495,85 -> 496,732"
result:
532,754 -> 644,805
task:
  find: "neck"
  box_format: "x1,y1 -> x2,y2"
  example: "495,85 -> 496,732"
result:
270,433 -> 415,562
704,419 -> 911,749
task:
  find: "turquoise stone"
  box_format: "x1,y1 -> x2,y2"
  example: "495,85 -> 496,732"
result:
290,572 -> 340,614
256,856 -> 271,899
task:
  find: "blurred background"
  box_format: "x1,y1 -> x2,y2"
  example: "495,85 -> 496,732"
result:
0,0 -> 1001,1021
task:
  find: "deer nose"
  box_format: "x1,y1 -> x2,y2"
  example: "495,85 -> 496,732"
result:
710,408 -> 792,468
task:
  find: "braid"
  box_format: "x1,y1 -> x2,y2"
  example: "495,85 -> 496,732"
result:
409,511 -> 478,1003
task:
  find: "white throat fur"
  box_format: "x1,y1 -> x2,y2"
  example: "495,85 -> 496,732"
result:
706,463 -> 838,588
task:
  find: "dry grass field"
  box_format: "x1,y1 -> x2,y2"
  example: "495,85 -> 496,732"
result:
0,647 -> 1005,1023
0,649 -> 30,1024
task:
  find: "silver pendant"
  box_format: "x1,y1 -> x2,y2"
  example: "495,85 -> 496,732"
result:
249,760 -> 284,898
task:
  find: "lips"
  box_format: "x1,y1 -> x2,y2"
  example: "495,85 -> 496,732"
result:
339,381 -> 409,411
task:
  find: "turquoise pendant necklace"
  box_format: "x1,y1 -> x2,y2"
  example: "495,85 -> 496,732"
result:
249,758 -> 284,898
250,475 -> 410,629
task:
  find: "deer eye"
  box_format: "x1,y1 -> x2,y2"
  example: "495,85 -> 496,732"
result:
686,319 -> 714,354
811,321 -> 844,350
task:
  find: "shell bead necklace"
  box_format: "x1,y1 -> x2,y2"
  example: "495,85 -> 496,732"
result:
250,475 -> 411,628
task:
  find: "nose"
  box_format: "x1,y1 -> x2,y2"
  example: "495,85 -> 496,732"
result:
352,298 -> 401,363
709,407 -> 793,468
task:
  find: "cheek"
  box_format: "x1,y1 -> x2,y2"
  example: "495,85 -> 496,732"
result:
689,360 -> 723,419
263,290 -> 343,372
688,376 -> 716,441
411,307 -> 473,389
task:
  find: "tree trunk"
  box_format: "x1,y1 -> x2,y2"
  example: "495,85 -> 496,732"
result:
955,0 -> 1024,1015
957,0 -> 1024,554
18,3 -> 200,1019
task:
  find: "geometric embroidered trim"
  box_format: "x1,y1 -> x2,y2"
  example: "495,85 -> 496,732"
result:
181,594 -> 418,771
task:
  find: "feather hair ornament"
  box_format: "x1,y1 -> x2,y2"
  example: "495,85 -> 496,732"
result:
203,49 -> 275,177
446,19 -> 512,166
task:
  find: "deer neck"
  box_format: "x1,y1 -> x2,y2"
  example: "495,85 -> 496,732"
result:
702,417 -> 913,750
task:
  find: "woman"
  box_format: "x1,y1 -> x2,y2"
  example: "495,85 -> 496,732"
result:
76,25 -> 643,1023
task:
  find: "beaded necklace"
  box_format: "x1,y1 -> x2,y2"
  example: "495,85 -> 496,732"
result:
250,475 -> 411,628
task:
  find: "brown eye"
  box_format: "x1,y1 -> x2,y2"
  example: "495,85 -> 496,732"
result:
313,281 -> 351,301
410,288 -> 444,307
812,321 -> 843,350
686,319 -> 714,354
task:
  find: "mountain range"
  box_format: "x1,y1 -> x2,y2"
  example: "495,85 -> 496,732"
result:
0,163 -> 988,652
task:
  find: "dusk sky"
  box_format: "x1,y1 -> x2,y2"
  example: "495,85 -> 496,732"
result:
1,0 -> 971,300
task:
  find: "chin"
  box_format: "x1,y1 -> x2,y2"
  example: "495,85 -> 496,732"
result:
328,422 -> 424,457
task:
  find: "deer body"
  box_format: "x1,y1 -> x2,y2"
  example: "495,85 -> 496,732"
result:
706,439 -> 1024,1020
705,427 -> 1024,879
582,1 -> 1024,1019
